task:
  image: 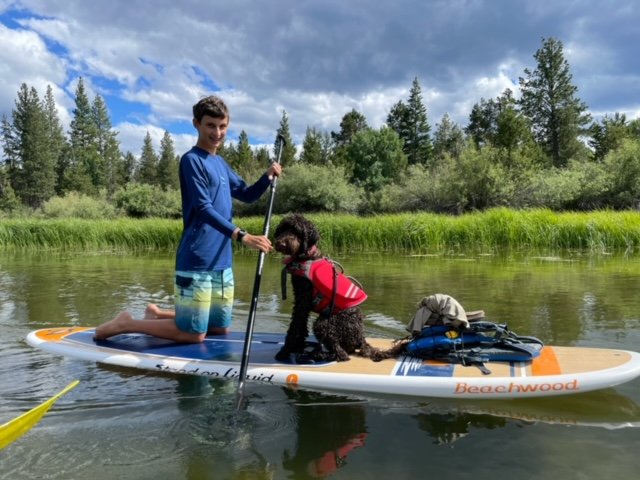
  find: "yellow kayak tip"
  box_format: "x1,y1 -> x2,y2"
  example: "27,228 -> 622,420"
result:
0,380 -> 79,450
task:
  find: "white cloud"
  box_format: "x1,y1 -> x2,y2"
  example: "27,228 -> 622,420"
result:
0,23 -> 69,122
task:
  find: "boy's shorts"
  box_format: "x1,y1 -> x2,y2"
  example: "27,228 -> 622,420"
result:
174,269 -> 234,334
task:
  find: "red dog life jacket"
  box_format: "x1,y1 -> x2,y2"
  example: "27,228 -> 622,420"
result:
283,257 -> 368,316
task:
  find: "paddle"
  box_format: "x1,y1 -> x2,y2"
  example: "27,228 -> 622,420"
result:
236,134 -> 285,405
0,380 -> 79,450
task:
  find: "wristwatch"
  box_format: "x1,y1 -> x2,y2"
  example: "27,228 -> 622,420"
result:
236,229 -> 247,243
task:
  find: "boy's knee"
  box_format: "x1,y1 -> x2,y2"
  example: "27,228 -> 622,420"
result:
207,326 -> 230,336
176,331 -> 207,343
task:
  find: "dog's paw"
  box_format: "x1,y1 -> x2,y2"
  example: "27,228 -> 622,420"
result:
275,348 -> 292,363
294,352 -> 317,364
335,350 -> 351,362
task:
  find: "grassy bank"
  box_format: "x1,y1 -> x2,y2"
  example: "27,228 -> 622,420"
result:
0,218 -> 181,251
1,208 -> 639,252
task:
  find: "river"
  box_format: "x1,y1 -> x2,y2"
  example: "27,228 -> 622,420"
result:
1,249 -> 639,479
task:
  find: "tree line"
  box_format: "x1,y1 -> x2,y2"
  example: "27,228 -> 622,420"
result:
2,37 -> 640,218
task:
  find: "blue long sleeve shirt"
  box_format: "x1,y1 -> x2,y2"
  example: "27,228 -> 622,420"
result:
175,146 -> 271,271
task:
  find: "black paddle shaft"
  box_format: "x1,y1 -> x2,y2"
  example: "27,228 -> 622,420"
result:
237,134 -> 285,395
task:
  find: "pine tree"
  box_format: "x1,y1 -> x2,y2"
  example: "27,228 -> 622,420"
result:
300,127 -> 325,165
0,163 -> 19,212
217,142 -> 237,167
235,130 -> 254,170
589,113 -> 629,161
331,109 -> 368,173
120,151 -> 137,185
493,90 -> 534,167
42,85 -> 67,195
103,135 -> 123,195
136,132 -> 159,184
465,98 -> 498,147
1,114 -> 18,172
157,130 -> 179,189
388,77 -> 432,166
331,109 -> 368,147
91,94 -> 121,194
466,89 -> 533,165
254,146 -> 271,166
67,78 -> 98,193
519,37 -> 591,167
386,101 -> 408,138
274,111 -> 296,165
7,84 -> 56,207
433,113 -> 465,160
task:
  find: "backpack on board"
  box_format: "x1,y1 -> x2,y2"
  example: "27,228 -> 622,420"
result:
404,321 -> 544,374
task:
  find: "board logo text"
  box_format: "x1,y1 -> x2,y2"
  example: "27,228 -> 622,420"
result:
454,379 -> 579,395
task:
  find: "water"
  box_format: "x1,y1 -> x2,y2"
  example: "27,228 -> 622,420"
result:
1,250 -> 639,479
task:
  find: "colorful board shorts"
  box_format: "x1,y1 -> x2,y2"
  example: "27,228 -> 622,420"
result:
174,268 -> 234,334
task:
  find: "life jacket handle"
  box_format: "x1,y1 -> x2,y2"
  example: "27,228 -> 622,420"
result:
325,259 -> 362,319
327,260 -> 339,319
281,266 -> 288,300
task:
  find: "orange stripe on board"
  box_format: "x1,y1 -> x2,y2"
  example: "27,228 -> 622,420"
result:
531,346 -> 562,376
425,359 -> 451,366
35,327 -> 90,342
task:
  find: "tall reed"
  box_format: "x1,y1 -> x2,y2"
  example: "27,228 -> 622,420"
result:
0,218 -> 181,251
1,209 -> 639,252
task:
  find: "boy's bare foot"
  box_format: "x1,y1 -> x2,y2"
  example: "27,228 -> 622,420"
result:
94,311 -> 133,340
144,304 -> 161,319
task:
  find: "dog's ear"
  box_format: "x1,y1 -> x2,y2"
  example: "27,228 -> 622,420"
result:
299,217 -> 320,253
307,222 -> 320,247
274,214 -> 294,238
274,217 -> 285,237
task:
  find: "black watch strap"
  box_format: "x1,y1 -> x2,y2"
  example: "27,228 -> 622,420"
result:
236,229 -> 247,243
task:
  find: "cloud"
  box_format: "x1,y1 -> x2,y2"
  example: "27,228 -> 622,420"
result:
1,0 -> 639,158
0,22 -> 71,124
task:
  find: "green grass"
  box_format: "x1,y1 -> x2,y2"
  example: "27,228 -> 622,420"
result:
1,208 -> 640,252
0,218 -> 181,251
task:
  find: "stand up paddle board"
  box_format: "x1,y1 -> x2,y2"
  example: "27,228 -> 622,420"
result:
26,327 -> 640,399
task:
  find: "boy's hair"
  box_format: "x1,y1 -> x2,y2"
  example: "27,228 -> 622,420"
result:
192,95 -> 229,122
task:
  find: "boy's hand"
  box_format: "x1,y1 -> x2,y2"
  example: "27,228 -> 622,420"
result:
240,233 -> 273,253
267,162 -> 282,180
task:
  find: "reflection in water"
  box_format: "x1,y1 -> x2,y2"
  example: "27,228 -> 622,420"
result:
280,389 -> 368,479
168,377 -> 370,479
165,377 -> 640,479
415,411 -> 506,445
171,376 -> 278,479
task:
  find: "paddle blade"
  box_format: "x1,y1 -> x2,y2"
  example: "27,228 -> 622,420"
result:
0,380 -> 79,450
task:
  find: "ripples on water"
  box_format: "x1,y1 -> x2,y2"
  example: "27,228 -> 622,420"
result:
1,252 -> 639,479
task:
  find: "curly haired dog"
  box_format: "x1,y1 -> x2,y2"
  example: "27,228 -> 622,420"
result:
273,213 -> 383,363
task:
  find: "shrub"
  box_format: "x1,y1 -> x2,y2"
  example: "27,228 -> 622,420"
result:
113,184 -> 181,218
233,163 -> 362,215
41,191 -> 118,219
0,182 -> 21,215
521,160 -> 609,210
604,139 -> 640,209
377,147 -> 515,214
377,164 -> 441,213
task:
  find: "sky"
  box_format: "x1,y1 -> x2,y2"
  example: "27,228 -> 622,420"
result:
1,0 -> 639,158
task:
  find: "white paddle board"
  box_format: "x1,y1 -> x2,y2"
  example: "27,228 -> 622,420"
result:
26,327 -> 640,399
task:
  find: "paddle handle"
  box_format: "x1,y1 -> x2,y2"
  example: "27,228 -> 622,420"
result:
237,134 -> 285,396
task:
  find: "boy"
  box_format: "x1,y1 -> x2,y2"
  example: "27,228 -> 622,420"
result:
95,95 -> 282,342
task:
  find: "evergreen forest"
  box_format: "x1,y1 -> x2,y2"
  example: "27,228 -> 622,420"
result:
2,37 -> 640,220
